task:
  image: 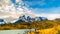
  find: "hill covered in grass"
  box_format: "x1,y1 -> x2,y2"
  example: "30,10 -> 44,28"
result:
0,19 -> 59,30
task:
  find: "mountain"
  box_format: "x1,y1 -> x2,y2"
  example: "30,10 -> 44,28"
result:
35,17 -> 48,21
0,19 -> 6,24
3,17 -> 18,23
0,15 -> 48,24
14,15 -> 33,23
15,15 -> 48,23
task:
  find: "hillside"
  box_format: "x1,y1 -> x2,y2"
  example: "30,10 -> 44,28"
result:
0,20 -> 59,30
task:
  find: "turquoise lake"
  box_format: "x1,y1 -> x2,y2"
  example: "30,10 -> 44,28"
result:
0,29 -> 35,34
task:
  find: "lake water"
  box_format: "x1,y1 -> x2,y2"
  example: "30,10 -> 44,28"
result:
0,29 -> 35,34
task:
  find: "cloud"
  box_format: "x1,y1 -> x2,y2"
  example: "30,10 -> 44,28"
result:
23,0 -> 46,6
0,0 -> 60,23
16,0 -> 22,3
35,13 -> 60,20
15,0 -> 60,20
0,0 -> 34,23
49,7 -> 60,13
31,7 -> 60,14
3,17 -> 18,23
31,7 -> 60,20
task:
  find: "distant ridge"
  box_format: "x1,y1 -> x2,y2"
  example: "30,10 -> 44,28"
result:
0,15 -> 48,24
15,15 -> 48,23
0,19 -> 6,24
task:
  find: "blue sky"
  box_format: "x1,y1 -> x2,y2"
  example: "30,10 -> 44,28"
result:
0,0 -> 60,21
22,0 -> 60,8
11,0 -> 60,14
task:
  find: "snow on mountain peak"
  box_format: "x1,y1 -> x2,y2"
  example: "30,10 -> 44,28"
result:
0,0 -> 58,23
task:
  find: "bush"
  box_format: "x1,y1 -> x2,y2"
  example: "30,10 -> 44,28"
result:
57,30 -> 60,34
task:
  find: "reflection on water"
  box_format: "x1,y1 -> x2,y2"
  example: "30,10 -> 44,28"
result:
0,29 -> 35,34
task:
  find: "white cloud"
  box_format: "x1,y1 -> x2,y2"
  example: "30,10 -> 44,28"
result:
23,0 -> 46,6
0,0 -> 33,23
49,7 -> 60,13
31,7 -> 60,14
16,0 -> 22,3
0,0 -> 60,23
35,13 -> 60,20
31,7 -> 60,20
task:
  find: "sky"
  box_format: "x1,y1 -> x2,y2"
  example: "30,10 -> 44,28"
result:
10,0 -> 60,13
0,0 -> 60,23
21,0 -> 60,14
11,0 -> 60,19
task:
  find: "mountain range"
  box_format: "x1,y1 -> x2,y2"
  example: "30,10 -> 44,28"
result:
0,15 -> 48,24
0,19 -> 6,24
15,15 -> 48,23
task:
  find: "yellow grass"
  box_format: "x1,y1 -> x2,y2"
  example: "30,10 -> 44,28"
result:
58,25 -> 60,30
28,26 -> 59,34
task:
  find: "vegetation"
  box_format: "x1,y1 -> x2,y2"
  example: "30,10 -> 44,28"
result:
0,20 -> 59,30
57,30 -> 60,34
